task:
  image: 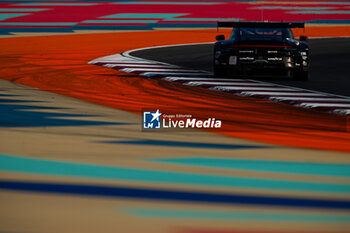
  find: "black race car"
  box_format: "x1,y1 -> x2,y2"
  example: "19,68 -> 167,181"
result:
214,22 -> 309,80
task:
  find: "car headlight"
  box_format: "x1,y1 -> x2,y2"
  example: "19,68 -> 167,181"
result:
284,57 -> 292,62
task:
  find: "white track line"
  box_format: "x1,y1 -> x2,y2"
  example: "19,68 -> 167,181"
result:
164,77 -> 247,81
120,68 -> 198,72
334,109 -> 350,115
269,97 -> 350,102
212,86 -> 297,91
185,81 -> 274,86
142,72 -> 210,77
93,60 -> 156,64
240,92 -> 326,96
105,64 -> 178,68
299,103 -> 350,108
89,54 -> 170,66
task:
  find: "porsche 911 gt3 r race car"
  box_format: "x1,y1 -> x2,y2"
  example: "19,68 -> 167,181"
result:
214,22 -> 309,80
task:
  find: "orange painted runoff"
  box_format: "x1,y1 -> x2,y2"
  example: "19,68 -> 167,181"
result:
0,27 -> 349,152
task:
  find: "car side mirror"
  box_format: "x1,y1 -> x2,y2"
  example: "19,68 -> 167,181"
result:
299,36 -> 308,42
216,35 -> 225,41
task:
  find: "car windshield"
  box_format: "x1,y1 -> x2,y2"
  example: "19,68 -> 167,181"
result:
237,27 -> 293,41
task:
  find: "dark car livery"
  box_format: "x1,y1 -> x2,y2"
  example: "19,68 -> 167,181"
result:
214,22 -> 309,80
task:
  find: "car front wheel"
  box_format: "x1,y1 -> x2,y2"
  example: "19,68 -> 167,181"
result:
213,63 -> 226,78
292,70 -> 308,80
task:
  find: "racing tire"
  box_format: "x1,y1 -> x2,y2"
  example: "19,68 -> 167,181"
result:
213,63 -> 226,78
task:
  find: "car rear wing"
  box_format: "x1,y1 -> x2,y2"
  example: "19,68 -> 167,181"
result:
217,21 -> 305,29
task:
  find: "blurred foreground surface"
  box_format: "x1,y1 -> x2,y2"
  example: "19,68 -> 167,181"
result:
1,79 -> 350,233
0,0 -> 350,232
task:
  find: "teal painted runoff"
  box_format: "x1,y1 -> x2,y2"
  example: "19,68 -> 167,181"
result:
124,207 -> 350,222
0,13 -> 28,20
0,9 -> 49,12
0,154 -> 350,194
0,22 -> 76,26
83,20 -> 158,24
254,6 -> 333,10
114,2 -> 221,5
17,3 -> 97,6
101,13 -> 188,19
289,10 -> 350,14
150,157 -> 350,178
166,18 -> 239,21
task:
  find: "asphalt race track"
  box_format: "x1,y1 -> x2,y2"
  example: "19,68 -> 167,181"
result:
131,38 -> 350,97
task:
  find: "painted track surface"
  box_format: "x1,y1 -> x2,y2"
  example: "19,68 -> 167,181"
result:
0,29 -> 349,151
1,79 -> 350,233
1,0 -> 350,36
88,36 -> 350,152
